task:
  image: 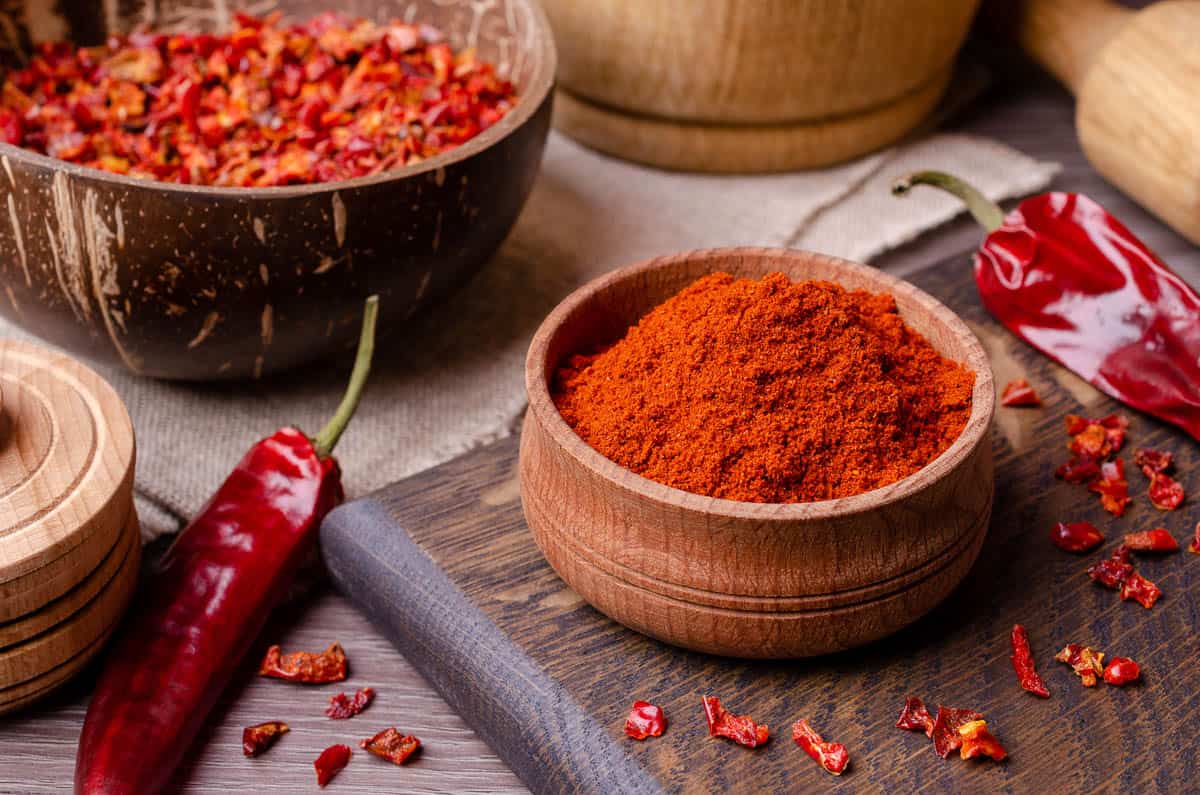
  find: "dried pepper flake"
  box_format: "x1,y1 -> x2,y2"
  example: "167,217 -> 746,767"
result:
1056,455 -> 1102,484
259,642 -> 347,683
1001,378 -> 1042,407
314,744 -> 351,787
1191,521 -> 1200,554
1050,521 -> 1104,553
1066,414 -> 1129,454
1089,459 -> 1131,517
624,701 -> 666,740
1123,528 -> 1179,553
957,720 -> 1007,762
1087,546 -> 1134,589
1134,448 -> 1174,475
0,13 -> 517,187
326,687 -> 375,719
895,696 -> 935,736
1009,625 -> 1050,698
792,719 -> 849,776
1148,473 -> 1185,511
359,728 -> 421,766
1119,571 -> 1162,608
1055,644 -> 1105,687
930,706 -> 983,759
1103,657 -> 1141,686
701,696 -> 769,748
242,721 -> 289,757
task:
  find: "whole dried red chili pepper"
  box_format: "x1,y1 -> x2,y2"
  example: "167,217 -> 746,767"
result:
242,721 -> 289,757
327,687 -> 375,719
1009,624 -> 1050,698
314,744 -> 352,787
957,720 -> 1007,762
360,728 -> 421,765
260,642 -> 348,683
1055,644 -> 1105,687
1119,571 -> 1162,608
930,706 -> 983,758
1050,521 -> 1104,553
792,719 -> 849,776
895,696 -> 935,736
894,172 -> 1200,440
701,696 -> 769,748
1001,378 -> 1042,407
624,701 -> 666,740
1103,657 -> 1141,686
1124,528 -> 1179,553
75,298 -> 378,795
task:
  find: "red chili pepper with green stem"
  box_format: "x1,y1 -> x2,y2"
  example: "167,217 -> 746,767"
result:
893,172 -> 1200,440
76,297 -> 378,795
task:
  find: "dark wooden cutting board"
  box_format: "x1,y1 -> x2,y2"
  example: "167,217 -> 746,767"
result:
321,256 -> 1200,794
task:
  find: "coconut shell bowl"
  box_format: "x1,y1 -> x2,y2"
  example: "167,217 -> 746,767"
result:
0,0 -> 555,380
521,248 -> 995,659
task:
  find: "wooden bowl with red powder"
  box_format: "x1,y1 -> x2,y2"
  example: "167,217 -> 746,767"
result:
520,247 -> 995,658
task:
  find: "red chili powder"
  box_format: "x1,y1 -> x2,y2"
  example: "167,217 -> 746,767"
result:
552,272 -> 975,503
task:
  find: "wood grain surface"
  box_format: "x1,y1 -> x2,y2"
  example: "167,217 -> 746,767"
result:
2,30 -> 1198,793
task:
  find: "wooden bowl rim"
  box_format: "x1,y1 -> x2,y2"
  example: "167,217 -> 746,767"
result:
525,246 -> 995,521
0,0 -> 556,198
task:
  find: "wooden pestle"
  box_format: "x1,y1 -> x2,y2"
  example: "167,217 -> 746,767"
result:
1016,0 -> 1200,244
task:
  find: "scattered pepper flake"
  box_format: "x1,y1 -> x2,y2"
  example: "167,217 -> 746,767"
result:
1148,473 -> 1185,511
624,700 -> 666,740
259,642 -> 347,683
1055,644 -> 1105,687
1103,657 -> 1141,686
895,696 -> 935,736
792,719 -> 849,776
326,687 -> 374,719
242,721 -> 289,757
1009,625 -> 1050,698
1087,545 -> 1134,589
930,706 -> 984,758
1123,528 -> 1179,553
359,728 -> 421,766
314,744 -> 351,787
1090,459 -> 1131,516
1134,448 -> 1173,475
1119,571 -> 1162,608
701,696 -> 768,748
957,719 -> 1007,761
1056,455 -> 1101,484
1190,521 -> 1200,554
1050,521 -> 1104,553
1001,378 -> 1042,407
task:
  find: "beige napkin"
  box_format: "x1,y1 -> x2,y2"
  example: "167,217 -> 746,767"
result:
0,132 -> 1057,539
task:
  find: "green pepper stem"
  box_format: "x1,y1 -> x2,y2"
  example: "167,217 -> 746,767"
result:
891,170 -> 1005,233
312,295 -> 379,458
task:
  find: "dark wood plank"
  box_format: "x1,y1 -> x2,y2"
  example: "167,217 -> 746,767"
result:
324,253 -> 1200,793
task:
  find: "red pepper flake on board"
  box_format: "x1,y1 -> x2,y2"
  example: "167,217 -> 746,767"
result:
1119,571 -> 1162,608
1190,521 -> 1200,554
1134,448 -> 1173,475
1056,455 -> 1102,484
624,701 -> 666,740
1050,521 -> 1104,553
314,744 -> 351,787
1090,459 -> 1131,517
1103,657 -> 1141,686
1087,545 -> 1134,589
1009,625 -> 1050,698
359,728 -> 421,766
895,696 -> 935,736
242,721 -> 289,757
1124,528 -> 1179,553
1055,644 -> 1105,687
701,696 -> 769,748
326,687 -> 374,719
930,706 -> 984,759
259,642 -> 347,683
792,719 -> 849,776
1001,378 -> 1042,407
957,720 -> 1007,762
1066,414 -> 1129,454
1148,473 -> 1185,510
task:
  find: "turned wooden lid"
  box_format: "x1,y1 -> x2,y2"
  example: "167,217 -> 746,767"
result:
0,339 -> 136,623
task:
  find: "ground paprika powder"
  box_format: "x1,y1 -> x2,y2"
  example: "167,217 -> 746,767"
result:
553,272 -> 974,503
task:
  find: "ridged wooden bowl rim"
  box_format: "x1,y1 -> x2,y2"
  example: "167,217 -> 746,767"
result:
0,0 -> 557,198
525,247 -> 995,521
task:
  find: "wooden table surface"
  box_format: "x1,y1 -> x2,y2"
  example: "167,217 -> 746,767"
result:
3,43 -> 1198,795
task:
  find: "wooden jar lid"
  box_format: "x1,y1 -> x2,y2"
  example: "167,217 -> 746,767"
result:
0,339 -> 136,624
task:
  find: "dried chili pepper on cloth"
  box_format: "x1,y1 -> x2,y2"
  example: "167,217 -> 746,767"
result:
624,701 -> 666,740
894,172 -> 1200,440
792,719 -> 849,776
260,642 -> 348,683
242,721 -> 289,757
75,298 -> 378,794
360,729 -> 421,766
1010,624 -> 1050,698
701,696 -> 769,748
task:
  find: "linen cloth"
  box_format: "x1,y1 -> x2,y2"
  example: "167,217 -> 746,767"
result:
0,132 -> 1057,539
